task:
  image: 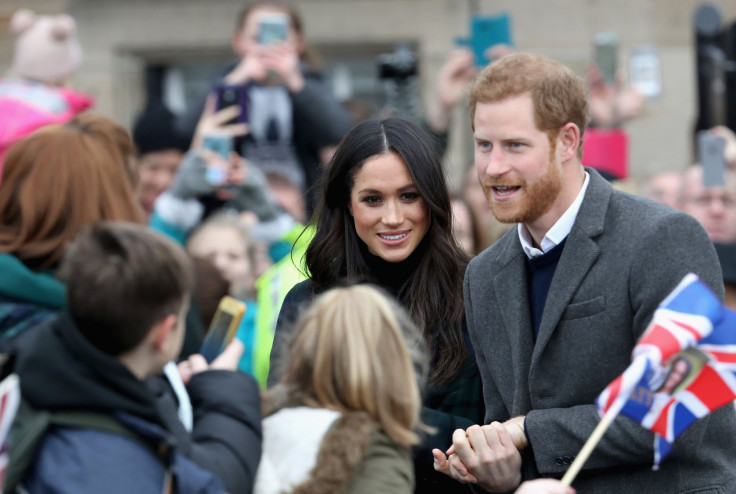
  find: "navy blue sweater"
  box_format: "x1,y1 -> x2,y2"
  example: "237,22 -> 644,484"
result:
526,238 -> 567,340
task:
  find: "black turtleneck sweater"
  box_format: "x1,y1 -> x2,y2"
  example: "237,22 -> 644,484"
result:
269,238 -> 429,376
353,234 -> 427,299
270,237 -> 483,493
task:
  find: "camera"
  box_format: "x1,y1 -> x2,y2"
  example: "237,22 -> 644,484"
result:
377,44 -> 418,80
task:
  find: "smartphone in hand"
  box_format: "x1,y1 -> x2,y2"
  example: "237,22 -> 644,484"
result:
470,13 -> 513,68
698,130 -> 727,187
200,296 -> 246,364
594,32 -> 619,83
258,13 -> 289,45
214,85 -> 249,126
629,44 -> 662,99
202,133 -> 232,186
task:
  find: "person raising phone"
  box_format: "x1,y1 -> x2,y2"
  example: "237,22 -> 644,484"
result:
211,2 -> 351,215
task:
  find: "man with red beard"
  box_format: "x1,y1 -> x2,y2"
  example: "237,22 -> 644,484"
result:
433,53 -> 736,493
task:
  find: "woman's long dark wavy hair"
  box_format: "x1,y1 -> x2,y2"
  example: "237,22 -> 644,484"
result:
304,117 -> 469,385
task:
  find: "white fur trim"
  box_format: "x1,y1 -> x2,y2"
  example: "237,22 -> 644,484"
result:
154,192 -> 203,232
254,408 -> 341,494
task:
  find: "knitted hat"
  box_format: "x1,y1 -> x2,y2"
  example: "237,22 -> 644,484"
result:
10,9 -> 83,85
132,102 -> 191,155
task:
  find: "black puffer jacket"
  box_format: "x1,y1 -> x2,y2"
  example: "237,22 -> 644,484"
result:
10,311 -> 262,494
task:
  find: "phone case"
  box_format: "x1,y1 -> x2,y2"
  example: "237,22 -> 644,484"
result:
215,85 -> 249,125
471,13 -> 513,68
698,130 -> 727,187
200,296 -> 246,364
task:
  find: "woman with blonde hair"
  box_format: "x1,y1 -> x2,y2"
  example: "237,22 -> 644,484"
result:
255,284 -> 427,494
0,114 -> 142,340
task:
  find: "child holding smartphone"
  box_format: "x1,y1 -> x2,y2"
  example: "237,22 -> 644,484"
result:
8,222 -> 262,494
255,285 -> 427,494
187,213 -> 270,378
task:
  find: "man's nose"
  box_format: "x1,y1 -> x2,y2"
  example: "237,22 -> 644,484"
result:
481,147 -> 510,178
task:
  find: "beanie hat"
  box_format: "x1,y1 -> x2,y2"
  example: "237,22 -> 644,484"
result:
132,102 -> 191,155
10,9 -> 83,85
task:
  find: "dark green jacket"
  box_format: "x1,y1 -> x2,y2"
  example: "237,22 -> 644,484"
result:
271,278 -> 484,493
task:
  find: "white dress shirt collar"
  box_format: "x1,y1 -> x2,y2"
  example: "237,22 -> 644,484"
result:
518,171 -> 590,259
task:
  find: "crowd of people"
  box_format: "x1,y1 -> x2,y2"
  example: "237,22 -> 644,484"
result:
0,2 -> 734,494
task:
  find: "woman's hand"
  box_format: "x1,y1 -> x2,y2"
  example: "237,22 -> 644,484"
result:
191,95 -> 249,150
260,41 -> 305,92
224,51 -> 268,85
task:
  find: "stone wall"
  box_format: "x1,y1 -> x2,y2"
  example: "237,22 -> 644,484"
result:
1,0 -> 735,186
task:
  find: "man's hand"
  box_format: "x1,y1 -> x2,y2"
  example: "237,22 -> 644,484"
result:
504,415 -> 528,450
447,423 -> 522,492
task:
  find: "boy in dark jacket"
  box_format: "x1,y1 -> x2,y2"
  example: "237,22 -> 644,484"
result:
8,222 -> 261,494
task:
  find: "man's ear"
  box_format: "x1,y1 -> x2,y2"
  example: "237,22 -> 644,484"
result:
152,314 -> 178,353
558,122 -> 581,163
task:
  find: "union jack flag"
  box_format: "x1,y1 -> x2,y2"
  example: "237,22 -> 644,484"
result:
595,273 -> 736,467
0,373 -> 20,488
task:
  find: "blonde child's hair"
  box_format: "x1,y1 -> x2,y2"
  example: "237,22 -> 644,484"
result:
187,211 -> 253,256
187,211 -> 256,299
269,285 -> 428,447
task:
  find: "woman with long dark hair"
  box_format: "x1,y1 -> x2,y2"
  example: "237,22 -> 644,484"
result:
269,117 -> 484,491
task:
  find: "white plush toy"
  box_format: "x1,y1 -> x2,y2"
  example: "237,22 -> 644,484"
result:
9,8 -> 83,85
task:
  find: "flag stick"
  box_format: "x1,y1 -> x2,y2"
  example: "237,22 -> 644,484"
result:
560,412 -> 615,486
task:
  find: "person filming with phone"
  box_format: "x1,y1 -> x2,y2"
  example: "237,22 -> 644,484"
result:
678,165 -> 736,245
209,2 -> 351,215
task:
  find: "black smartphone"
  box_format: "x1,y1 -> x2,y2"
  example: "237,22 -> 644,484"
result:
214,85 -> 249,126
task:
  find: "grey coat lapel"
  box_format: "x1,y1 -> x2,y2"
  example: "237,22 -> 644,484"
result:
532,169 -> 610,364
493,233 -> 534,413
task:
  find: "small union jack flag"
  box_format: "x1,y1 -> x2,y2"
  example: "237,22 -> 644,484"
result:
0,373 -> 20,488
595,274 -> 736,467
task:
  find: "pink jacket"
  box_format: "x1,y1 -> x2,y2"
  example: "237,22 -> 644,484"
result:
0,78 -> 94,179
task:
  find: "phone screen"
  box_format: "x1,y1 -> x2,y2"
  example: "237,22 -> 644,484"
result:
258,14 -> 289,45
200,311 -> 236,364
698,130 -> 727,187
594,33 -> 619,83
629,45 -> 662,99
202,134 -> 232,160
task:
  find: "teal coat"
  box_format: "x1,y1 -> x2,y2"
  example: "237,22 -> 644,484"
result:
0,253 -> 64,341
